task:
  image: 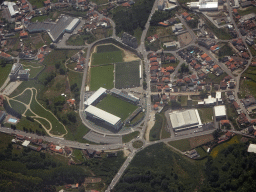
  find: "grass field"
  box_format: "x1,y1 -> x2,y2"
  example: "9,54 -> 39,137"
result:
0,64 -> 12,88
12,89 -> 32,105
90,65 -> 114,91
161,127 -> 171,139
205,72 -> 227,84
16,117 -> 47,135
130,112 -> 145,124
132,140 -> 143,148
43,49 -> 79,67
122,131 -> 140,143
149,113 -> 165,141
219,44 -> 235,57
28,0 -> 45,8
90,0 -> 108,5
66,33 -> 96,45
30,89 -> 66,135
168,139 -> 191,151
22,61 -> 44,79
195,146 -> 208,159
115,61 -> 140,89
25,109 -> 34,117
180,95 -> 188,107
31,15 -> 48,22
240,66 -> 256,98
97,44 -> 121,53
72,149 -> 84,162
237,6 -> 256,16
210,135 -> 241,158
198,108 -> 213,123
96,95 -> 138,121
8,100 -> 26,115
68,70 -> 83,95
91,51 -> 123,65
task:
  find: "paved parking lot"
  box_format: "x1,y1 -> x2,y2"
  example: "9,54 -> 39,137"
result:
173,122 -> 215,138
84,131 -> 122,144
1,81 -> 22,96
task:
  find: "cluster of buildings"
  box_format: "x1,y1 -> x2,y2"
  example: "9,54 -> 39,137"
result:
84,87 -> 140,131
13,134 -> 73,155
149,52 -> 175,92
36,45 -> 51,63
70,51 -> 86,71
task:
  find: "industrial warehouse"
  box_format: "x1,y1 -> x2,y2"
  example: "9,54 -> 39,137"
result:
84,87 -> 140,132
27,15 -> 80,42
187,0 -> 218,11
169,109 -> 202,131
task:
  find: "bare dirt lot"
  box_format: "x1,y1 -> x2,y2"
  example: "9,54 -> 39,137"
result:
188,134 -> 214,149
178,32 -> 192,47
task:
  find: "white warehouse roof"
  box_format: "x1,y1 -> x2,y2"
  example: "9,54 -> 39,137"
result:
214,105 -> 226,117
199,2 -> 218,10
66,18 -> 80,31
248,144 -> 256,153
85,105 -> 121,125
216,92 -> 221,99
169,109 -> 201,129
22,140 -> 30,147
84,87 -> 106,106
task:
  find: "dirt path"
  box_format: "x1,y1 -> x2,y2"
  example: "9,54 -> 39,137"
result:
6,88 -> 68,138
145,111 -> 156,141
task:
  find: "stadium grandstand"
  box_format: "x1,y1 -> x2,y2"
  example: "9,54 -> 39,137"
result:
169,109 -> 202,131
84,87 -> 107,106
110,88 -> 139,105
27,15 -> 80,42
85,105 -> 123,131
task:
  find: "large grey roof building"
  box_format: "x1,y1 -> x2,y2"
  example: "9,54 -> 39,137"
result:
169,109 -> 202,131
27,15 -> 80,42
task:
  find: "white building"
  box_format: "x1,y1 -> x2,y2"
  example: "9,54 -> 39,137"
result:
85,105 -> 123,131
188,0 -> 218,11
2,1 -> 19,17
214,105 -> 226,120
247,144 -> 256,153
169,109 -> 202,131
65,18 -> 81,33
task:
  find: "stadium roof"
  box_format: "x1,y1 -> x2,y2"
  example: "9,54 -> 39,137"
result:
169,109 -> 201,129
214,105 -> 226,117
85,105 -> 121,125
248,144 -> 256,153
110,88 -> 139,103
84,87 -> 106,106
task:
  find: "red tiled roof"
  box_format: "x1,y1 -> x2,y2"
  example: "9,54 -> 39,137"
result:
182,12 -> 189,18
201,53 -> 208,59
186,16 -> 192,21
158,22 -> 168,26
0,52 -> 11,58
122,2 -> 130,7
213,64 -> 219,69
205,57 -> 212,62
221,120 -> 230,125
233,101 -> 240,109
37,54 -> 44,59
